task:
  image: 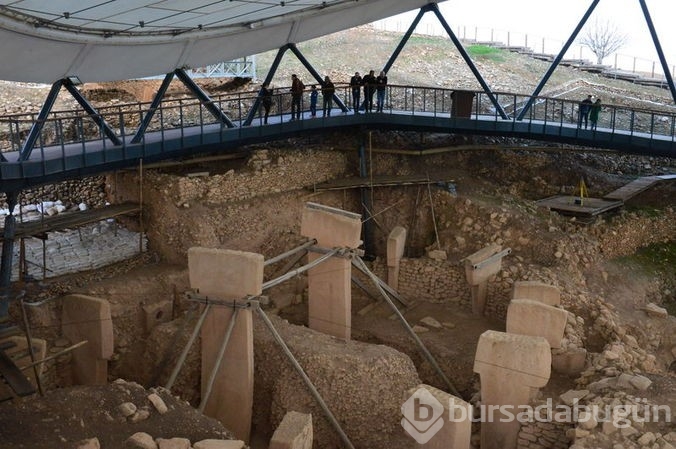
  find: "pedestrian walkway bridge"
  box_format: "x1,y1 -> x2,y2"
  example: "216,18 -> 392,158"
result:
1,84 -> 675,192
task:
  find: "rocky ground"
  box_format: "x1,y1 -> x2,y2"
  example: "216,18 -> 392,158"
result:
0,24 -> 674,449
0,379 -> 238,449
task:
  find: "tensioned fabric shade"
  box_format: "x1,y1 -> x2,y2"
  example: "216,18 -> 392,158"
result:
0,0 -> 440,83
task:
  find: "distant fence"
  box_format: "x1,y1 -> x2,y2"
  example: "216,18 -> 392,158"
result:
373,21 -> 676,80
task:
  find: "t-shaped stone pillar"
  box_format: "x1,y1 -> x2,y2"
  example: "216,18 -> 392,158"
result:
387,226 -> 407,290
403,384 -> 471,449
506,299 -> 568,349
188,247 -> 264,443
474,330 -> 551,449
512,281 -> 561,306
463,245 -> 510,315
300,203 -> 362,340
61,294 -> 114,385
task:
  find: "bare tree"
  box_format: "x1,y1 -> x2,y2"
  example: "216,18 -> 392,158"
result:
579,19 -> 629,64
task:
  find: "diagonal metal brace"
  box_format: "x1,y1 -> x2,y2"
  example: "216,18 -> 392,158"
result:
174,68 -> 235,128
62,77 -> 122,146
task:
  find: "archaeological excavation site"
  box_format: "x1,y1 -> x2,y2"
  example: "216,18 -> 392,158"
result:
0,118 -> 674,449
0,18 -> 674,449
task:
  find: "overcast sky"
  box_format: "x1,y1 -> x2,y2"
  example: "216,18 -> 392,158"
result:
376,0 -> 676,74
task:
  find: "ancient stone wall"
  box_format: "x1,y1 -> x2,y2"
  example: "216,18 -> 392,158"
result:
0,177 -> 107,210
109,148 -> 356,264
369,257 -> 471,305
12,223 -> 144,281
517,420 -> 571,449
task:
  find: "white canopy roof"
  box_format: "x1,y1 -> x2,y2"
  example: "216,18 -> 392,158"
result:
0,0 -> 441,83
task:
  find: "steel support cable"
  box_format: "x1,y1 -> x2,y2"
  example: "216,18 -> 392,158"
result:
254,304 -> 356,449
165,303 -> 212,390
20,296 -> 44,395
264,239 -> 317,266
150,303 -> 198,387
198,306 -> 240,413
352,256 -> 460,397
350,260 -> 408,308
262,248 -> 338,291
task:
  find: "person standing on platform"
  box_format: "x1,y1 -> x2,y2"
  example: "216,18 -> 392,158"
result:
375,70 -> 388,112
362,70 -> 377,113
321,76 -> 335,117
260,83 -> 273,124
578,94 -> 593,129
349,72 -> 362,113
589,98 -> 602,130
290,74 -> 305,120
309,85 -> 318,118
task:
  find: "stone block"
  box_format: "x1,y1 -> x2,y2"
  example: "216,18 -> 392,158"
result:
403,384 -> 471,449
644,303 -> 668,318
463,245 -> 508,316
307,255 -> 352,340
387,226 -> 407,290
512,281 -> 561,306
463,244 -> 503,285
300,202 -> 362,249
301,203 -> 362,340
474,330 -> 551,389
189,248 -> 263,443
506,299 -> 568,349
157,438 -> 190,449
269,411 -> 313,449
387,226 -> 407,266
474,331 -> 551,449
61,294 -> 114,385
125,432 -> 157,449
577,411 -> 598,430
559,389 -> 589,406
628,374 -> 652,391
552,348 -> 587,375
427,249 -> 447,261
188,248 -> 264,298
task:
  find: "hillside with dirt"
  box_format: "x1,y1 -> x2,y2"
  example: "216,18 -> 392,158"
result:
0,24 -> 675,449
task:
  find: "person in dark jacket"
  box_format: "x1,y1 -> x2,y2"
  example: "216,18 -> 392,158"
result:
260,83 -> 273,124
349,72 -> 362,113
321,76 -> 335,117
578,94 -> 593,129
375,70 -> 388,112
589,98 -> 602,130
362,70 -> 376,113
290,74 -> 305,120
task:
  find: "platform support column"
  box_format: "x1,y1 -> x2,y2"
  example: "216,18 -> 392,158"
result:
0,191 -> 18,320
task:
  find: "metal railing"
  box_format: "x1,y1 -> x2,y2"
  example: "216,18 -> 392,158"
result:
0,84 -> 674,162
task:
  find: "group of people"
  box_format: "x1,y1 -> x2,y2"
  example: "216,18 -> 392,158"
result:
349,70 -> 388,113
578,94 -> 602,130
258,70 -> 388,123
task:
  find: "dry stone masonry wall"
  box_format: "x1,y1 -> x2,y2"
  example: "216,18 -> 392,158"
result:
11,222 -> 145,281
